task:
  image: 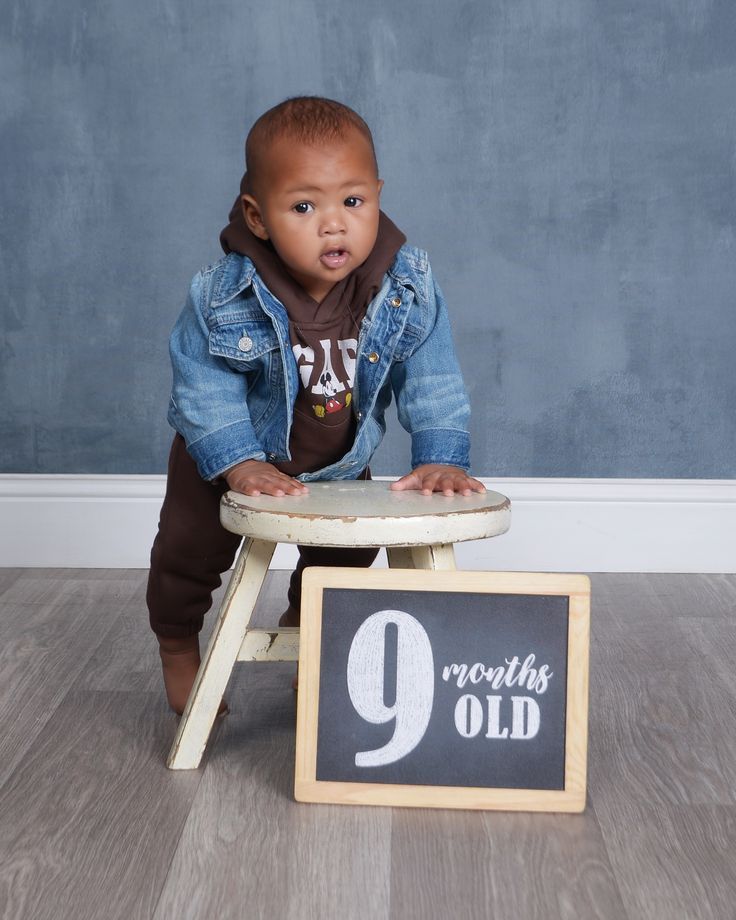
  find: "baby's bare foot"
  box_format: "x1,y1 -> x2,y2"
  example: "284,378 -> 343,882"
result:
278,605 -> 300,628
157,635 -> 227,716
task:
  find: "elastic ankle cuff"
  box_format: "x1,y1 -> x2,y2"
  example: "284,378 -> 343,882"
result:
151,620 -> 203,640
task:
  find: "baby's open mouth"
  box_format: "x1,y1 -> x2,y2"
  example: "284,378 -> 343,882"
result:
320,249 -> 349,268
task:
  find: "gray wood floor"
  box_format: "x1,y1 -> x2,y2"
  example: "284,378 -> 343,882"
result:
0,568 -> 734,920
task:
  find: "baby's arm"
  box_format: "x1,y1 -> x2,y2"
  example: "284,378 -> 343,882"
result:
390,464 -> 485,496
168,273 -> 269,481
224,459 -> 308,497
389,260 -> 480,493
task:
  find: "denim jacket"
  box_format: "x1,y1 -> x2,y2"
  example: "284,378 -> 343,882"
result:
168,243 -> 471,482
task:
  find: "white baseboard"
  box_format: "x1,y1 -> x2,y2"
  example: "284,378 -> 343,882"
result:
0,475 -> 733,572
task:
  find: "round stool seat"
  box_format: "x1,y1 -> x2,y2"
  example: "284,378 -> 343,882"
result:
221,480 -> 511,548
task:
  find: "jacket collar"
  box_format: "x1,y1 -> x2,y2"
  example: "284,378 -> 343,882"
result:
210,243 -> 428,309
210,253 -> 257,307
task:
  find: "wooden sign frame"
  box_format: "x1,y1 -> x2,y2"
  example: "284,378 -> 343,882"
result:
295,568 -> 590,813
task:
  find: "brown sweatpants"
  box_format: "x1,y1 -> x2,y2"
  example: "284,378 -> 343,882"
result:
146,434 -> 379,639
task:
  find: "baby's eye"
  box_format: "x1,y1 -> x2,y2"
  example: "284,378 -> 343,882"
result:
293,202 -> 314,214
344,196 -> 363,208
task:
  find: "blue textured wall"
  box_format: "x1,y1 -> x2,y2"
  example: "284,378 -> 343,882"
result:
2,1 -> 735,477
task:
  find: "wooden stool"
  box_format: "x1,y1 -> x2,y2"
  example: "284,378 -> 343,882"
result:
167,480 -> 511,769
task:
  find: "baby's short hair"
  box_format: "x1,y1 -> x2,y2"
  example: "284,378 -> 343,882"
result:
245,96 -> 378,191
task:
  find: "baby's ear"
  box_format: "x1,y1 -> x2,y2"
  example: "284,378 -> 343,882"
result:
241,194 -> 269,240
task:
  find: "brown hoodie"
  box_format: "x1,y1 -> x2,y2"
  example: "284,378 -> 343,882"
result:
219,176 -> 405,474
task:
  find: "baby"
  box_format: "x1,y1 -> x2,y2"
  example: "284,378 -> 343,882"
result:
147,96 -> 485,713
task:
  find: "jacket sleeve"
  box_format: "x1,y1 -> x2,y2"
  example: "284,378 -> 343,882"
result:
389,263 -> 471,471
167,271 -> 267,481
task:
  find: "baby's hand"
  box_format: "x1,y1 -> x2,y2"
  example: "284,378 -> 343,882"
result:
224,459 -> 309,497
390,464 -> 486,497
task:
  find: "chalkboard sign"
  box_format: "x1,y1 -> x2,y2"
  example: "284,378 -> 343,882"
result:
295,569 -> 589,812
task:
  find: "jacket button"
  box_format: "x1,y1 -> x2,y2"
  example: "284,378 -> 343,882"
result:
238,336 -> 253,352
390,296 -> 401,307
357,411 -> 363,420
368,352 -> 379,363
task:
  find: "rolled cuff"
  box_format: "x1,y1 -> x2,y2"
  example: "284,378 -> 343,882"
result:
410,428 -> 471,472
183,419 -> 267,481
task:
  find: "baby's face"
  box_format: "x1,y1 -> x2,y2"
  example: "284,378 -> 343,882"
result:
242,129 -> 383,302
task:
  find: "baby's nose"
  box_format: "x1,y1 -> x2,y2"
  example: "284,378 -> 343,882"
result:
320,211 -> 346,234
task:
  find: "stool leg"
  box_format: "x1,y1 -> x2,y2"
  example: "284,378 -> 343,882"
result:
387,543 -> 456,571
167,537 -> 276,769
385,546 -> 416,569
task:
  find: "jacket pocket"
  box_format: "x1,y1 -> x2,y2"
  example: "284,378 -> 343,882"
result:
208,319 -> 279,370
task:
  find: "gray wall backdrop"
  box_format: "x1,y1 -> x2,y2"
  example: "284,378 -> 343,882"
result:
2,0 -> 735,478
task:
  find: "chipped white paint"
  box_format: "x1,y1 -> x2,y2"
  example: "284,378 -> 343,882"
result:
238,626 -> 301,661
220,480 -> 511,548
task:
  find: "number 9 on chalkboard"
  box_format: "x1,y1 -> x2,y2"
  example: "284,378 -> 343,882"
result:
295,568 -> 590,813
347,609 -> 435,767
